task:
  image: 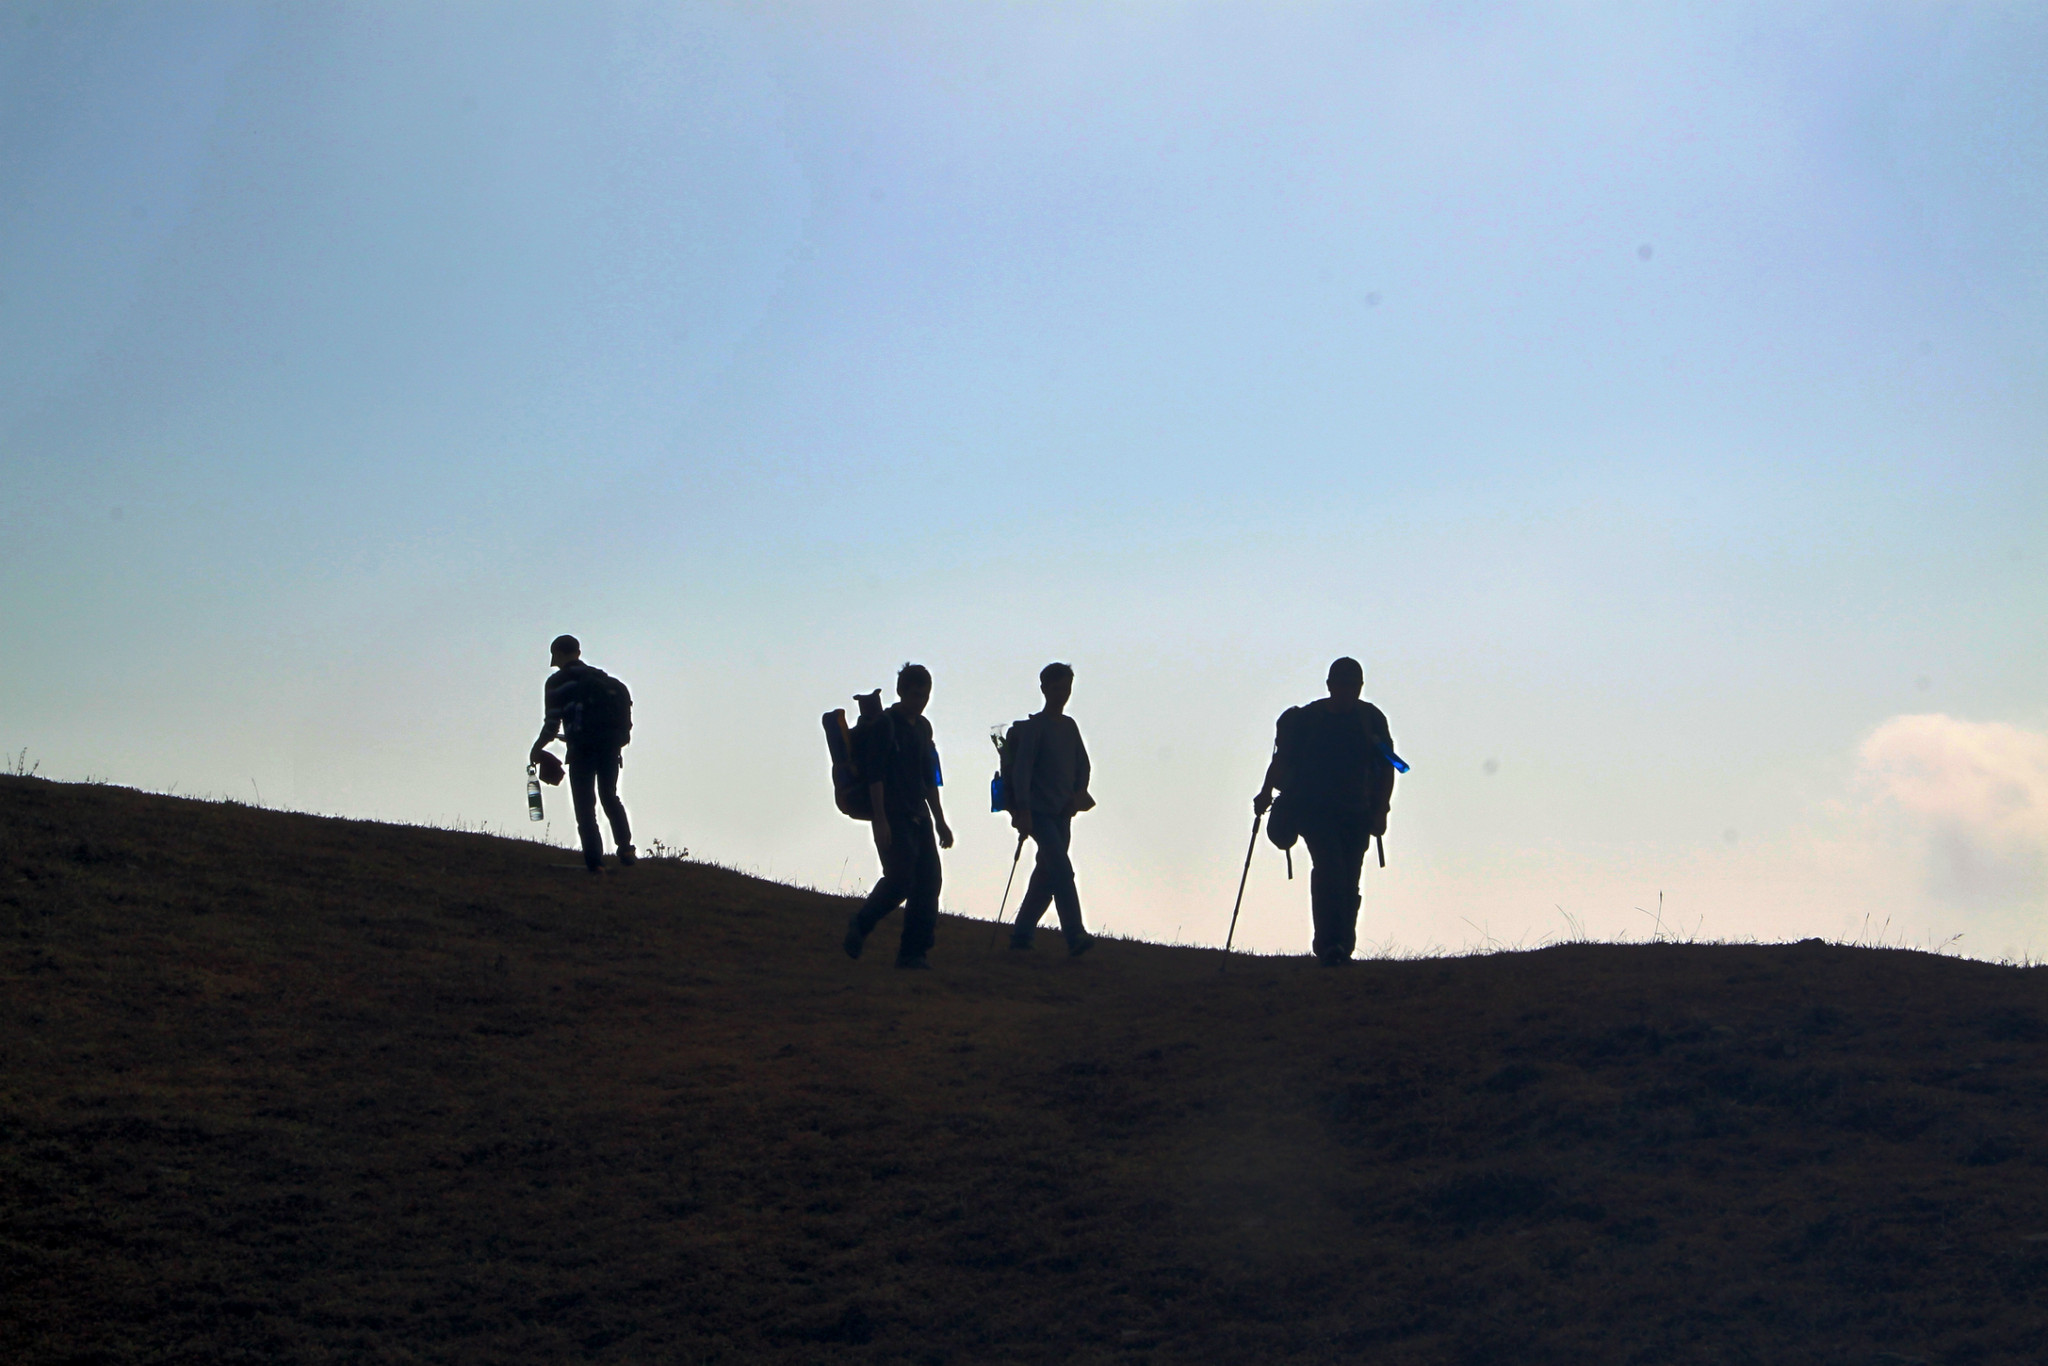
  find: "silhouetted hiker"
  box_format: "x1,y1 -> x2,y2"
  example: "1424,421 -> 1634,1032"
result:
1003,662 -> 1097,956
843,663 -> 955,969
530,634 -> 635,874
1254,657 -> 1397,965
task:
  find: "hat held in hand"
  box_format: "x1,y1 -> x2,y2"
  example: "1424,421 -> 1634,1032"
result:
534,751 -> 565,786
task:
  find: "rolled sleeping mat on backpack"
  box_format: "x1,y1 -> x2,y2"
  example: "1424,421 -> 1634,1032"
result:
1265,792 -> 1300,850
823,709 -> 873,820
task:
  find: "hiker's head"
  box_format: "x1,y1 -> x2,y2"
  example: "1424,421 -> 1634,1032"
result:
550,634 -> 582,668
1039,662 -> 1073,710
1327,656 -> 1364,700
896,662 -> 932,714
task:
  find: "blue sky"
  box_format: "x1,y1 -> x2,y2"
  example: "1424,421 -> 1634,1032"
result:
3,2 -> 2043,958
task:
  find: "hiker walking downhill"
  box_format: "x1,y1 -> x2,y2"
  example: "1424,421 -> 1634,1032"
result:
530,634 -> 635,874
1253,657 -> 1398,965
1003,662 -> 1097,957
843,663 -> 955,970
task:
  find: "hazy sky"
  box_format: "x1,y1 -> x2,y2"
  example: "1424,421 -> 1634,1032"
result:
4,2 -> 2043,960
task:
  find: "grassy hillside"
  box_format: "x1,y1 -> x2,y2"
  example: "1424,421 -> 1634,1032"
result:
2,775 -> 2045,1364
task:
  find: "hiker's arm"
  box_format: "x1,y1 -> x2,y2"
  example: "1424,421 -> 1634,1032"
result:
1069,730 -> 1094,816
1255,708 -> 1298,814
530,716 -> 561,764
532,674 -> 567,762
870,782 -> 891,851
927,783 -> 953,849
1255,753 -> 1282,814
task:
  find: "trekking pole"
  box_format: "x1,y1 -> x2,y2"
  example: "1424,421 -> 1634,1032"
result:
986,831 -> 1027,950
1223,809 -> 1264,956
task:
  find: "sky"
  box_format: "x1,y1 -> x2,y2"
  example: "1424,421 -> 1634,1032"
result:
3,1 -> 2043,961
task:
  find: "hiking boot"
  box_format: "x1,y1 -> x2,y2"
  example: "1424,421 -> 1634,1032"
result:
843,913 -> 867,960
894,955 -> 931,971
585,863 -> 604,876
616,844 -> 637,867
1067,931 -> 1095,958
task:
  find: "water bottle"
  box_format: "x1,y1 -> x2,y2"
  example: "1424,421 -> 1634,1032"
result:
527,764 -> 545,821
988,723 -> 1009,814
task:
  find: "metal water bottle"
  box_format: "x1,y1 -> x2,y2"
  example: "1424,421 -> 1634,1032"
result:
526,764 -> 544,821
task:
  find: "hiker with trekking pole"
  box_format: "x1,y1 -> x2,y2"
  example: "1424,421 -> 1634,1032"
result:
1242,657 -> 1404,965
991,663 -> 1097,957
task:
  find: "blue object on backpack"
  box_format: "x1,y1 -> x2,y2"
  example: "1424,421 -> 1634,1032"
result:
1383,742 -> 1410,774
990,772 -> 1006,813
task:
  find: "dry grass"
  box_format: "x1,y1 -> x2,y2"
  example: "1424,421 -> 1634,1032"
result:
2,774 -> 2045,1364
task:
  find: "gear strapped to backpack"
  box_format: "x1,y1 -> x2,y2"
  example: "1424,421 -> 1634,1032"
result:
567,668 -> 634,750
990,715 -> 1032,814
823,690 -> 889,821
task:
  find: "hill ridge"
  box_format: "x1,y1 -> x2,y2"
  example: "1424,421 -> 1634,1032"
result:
3,775 -> 2045,1363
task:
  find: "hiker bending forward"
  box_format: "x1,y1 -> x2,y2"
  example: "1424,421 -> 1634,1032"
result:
1254,657 -> 1396,965
844,663 -> 954,970
1005,662 -> 1096,957
530,634 -> 634,874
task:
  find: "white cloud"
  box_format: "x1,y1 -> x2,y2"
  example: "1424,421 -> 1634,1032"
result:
1856,714 -> 2048,909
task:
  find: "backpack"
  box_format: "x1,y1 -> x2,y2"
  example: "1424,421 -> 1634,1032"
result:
569,668 -> 633,749
1266,702 -> 1398,852
823,690 -> 888,821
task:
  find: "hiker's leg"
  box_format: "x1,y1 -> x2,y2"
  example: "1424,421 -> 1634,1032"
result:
898,825 -> 941,962
596,750 -> 631,849
1327,831 -> 1366,960
1054,881 -> 1085,945
567,756 -> 604,871
855,839 -> 912,936
1304,825 -> 1365,963
1031,812 -> 1085,945
1011,824 -> 1059,944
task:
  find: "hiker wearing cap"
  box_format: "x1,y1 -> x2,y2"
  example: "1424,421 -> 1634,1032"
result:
1004,663 -> 1097,957
530,634 -> 636,874
843,663 -> 955,969
1253,657 -> 1397,964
